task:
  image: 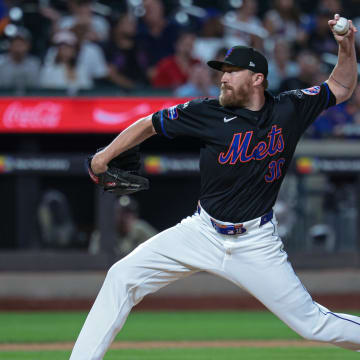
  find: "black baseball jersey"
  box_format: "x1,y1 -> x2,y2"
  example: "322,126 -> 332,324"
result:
152,83 -> 336,222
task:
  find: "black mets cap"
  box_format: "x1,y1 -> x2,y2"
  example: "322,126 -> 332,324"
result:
207,45 -> 268,78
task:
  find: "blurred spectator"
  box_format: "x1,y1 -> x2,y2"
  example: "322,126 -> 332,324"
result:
40,31 -> 92,91
267,38 -> 299,93
279,50 -> 322,92
38,189 -> 82,249
311,83 -> 360,138
307,224 -> 336,253
199,9 -> 224,39
152,32 -> 200,89
105,14 -> 148,90
0,28 -> 40,90
346,0 -> 360,18
209,47 -> 228,88
174,63 -> 219,98
353,16 -> 360,56
224,0 -> 263,50
310,101 -> 351,138
306,9 -> 338,55
318,0 -> 342,15
0,0 -> 8,18
263,0 -> 306,44
193,9 -> 225,62
137,0 -> 181,79
0,1 -> 9,36
56,0 -> 110,42
44,26 -> 108,86
89,196 -> 157,257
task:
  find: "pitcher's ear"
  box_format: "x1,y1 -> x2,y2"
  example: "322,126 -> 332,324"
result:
253,73 -> 265,86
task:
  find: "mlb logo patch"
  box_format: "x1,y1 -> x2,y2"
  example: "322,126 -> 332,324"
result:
301,86 -> 321,95
168,105 -> 178,120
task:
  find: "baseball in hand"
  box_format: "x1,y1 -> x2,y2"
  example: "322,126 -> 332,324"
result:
333,17 -> 349,35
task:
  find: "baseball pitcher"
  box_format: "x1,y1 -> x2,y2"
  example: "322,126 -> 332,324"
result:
70,14 -> 360,360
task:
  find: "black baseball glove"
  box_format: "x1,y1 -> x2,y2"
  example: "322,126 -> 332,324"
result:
87,146 -> 149,195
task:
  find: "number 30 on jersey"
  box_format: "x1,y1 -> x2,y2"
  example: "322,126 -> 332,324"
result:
265,158 -> 285,183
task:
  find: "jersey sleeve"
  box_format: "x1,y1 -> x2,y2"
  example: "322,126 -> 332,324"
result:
152,99 -> 208,139
282,82 -> 337,133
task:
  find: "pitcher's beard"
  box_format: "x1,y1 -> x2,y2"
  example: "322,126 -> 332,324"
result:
219,90 -> 236,107
219,88 -> 250,108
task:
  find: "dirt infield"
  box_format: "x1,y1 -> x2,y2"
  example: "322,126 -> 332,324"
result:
1,294 -> 360,311
0,340 -> 331,351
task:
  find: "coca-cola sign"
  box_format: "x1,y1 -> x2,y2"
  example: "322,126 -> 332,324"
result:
3,101 -> 62,129
0,97 -> 190,133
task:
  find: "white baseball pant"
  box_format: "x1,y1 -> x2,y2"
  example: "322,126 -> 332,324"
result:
70,204 -> 360,360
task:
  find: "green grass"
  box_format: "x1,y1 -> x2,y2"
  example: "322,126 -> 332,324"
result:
0,311 -> 304,343
1,348 -> 359,360
1,310 -> 359,343
2,311 -> 360,359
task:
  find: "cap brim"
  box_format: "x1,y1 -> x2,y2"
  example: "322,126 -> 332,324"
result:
207,60 -> 237,71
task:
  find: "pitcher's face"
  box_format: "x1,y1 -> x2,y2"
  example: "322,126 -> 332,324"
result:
219,65 -> 254,107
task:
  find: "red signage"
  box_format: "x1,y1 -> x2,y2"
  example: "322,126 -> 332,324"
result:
0,97 -> 188,133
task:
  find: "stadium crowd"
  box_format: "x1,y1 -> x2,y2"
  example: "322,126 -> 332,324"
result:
0,0 -> 359,138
